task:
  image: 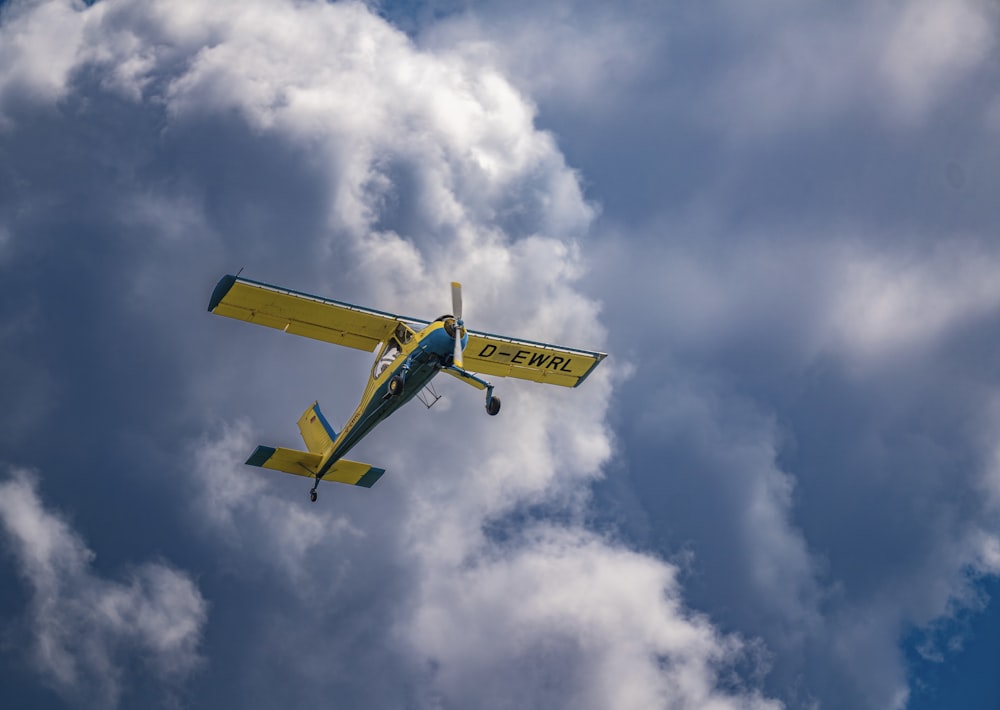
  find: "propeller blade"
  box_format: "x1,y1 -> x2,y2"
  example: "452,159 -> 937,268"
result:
454,328 -> 464,369
451,281 -> 464,368
451,281 -> 463,321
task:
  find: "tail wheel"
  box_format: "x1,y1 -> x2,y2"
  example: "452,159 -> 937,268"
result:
389,375 -> 404,397
486,396 -> 501,416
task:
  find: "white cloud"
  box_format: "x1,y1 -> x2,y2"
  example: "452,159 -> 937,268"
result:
707,0 -> 997,134
189,420 -> 363,592
975,532 -> 1000,574
595,225 -> 1000,370
0,468 -> 207,707
418,2 -> 662,115
20,1 -> 1000,708
590,213 -> 1000,705
879,0 -> 995,122
152,0 -> 594,246
105,2 -> 789,706
0,0 -> 245,119
828,240 -> 1000,363
406,526 -> 782,710
0,0 -> 90,124
635,371 -> 823,641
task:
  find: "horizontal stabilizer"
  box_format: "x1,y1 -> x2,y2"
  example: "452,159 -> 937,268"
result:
245,446 -> 385,488
246,446 -> 321,476
320,459 -> 386,488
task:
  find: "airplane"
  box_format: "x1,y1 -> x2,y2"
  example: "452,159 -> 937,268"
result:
208,274 -> 607,501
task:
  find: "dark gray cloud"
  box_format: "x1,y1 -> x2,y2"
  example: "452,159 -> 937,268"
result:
0,470 -> 206,707
0,1 -> 779,709
2,0 -> 999,709
388,0 -> 1000,708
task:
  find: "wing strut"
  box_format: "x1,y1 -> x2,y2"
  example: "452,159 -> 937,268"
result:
444,365 -> 500,416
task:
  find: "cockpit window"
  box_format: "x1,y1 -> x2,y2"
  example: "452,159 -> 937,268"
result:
394,322 -> 415,344
374,338 -> 402,379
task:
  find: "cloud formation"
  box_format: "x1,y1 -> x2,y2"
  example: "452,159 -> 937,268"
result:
0,1 -> 785,707
0,469 -> 207,708
2,0 -> 999,708
152,3 -> 779,705
410,2 -> 1000,706
406,524 -> 783,710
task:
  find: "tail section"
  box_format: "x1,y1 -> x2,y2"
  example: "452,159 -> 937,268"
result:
298,401 -> 337,454
245,447 -> 385,488
244,401 -> 386,489
246,445 -> 322,476
320,459 -> 385,488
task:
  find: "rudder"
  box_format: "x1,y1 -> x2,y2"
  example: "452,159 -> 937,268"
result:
297,401 -> 337,454
245,403 -> 386,490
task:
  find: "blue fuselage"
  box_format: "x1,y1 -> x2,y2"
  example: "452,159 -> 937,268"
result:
324,322 -> 466,467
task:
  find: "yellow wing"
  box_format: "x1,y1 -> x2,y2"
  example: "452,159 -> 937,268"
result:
463,331 -> 606,388
208,274 -> 425,352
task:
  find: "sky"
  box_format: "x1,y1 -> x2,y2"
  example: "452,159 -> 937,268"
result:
0,0 -> 999,708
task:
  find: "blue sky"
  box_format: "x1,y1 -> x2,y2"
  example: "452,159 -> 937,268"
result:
1,0 -> 999,708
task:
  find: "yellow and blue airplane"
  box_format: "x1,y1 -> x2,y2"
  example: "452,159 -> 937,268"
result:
208,274 -> 606,501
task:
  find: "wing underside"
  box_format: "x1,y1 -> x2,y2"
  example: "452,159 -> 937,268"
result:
208,274 -> 606,386
208,274 -> 425,351
462,332 -> 606,388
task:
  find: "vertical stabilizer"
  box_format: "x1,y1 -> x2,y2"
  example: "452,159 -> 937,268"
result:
297,402 -> 337,454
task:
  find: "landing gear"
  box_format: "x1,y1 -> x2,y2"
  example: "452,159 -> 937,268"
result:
444,364 -> 499,415
486,394 -> 501,416
389,375 -> 404,397
310,489 -> 318,502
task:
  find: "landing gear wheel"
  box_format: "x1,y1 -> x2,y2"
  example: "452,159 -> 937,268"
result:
486,395 -> 501,416
310,489 -> 318,502
389,375 -> 404,397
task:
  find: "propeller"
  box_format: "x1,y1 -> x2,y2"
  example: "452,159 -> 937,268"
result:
451,281 -> 464,368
